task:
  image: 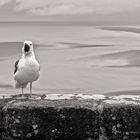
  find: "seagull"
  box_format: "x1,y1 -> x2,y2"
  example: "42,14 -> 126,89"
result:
13,41 -> 40,97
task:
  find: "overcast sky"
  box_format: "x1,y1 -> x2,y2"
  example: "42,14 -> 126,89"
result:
0,0 -> 139,24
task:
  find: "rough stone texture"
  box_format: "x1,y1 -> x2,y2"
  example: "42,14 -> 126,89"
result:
99,97 -> 140,140
0,97 -> 14,139
0,94 -> 139,139
100,104 -> 140,140
3,98 -> 100,140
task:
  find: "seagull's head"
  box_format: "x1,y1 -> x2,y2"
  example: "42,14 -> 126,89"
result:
23,41 -> 34,55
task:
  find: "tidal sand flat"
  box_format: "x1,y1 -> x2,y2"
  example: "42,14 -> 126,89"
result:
101,26 -> 140,34
73,50 -> 140,67
0,23 -> 140,95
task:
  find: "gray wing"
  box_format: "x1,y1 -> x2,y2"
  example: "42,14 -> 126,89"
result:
14,59 -> 19,74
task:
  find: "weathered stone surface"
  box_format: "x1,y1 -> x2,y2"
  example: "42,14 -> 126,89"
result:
0,94 -> 139,139
100,96 -> 140,140
3,97 -> 100,140
0,97 -> 13,139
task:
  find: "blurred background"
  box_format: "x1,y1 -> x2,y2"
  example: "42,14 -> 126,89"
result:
0,0 -> 140,95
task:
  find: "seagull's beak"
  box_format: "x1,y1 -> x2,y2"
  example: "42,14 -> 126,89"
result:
24,43 -> 30,53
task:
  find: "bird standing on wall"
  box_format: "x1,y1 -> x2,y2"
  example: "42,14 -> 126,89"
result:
13,41 -> 40,97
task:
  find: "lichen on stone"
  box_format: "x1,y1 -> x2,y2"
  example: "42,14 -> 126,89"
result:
103,99 -> 140,105
26,133 -> 32,139
34,130 -> 38,135
32,124 -> 38,129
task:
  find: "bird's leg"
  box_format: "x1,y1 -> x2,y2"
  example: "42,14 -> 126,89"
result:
30,82 -> 32,97
21,87 -> 24,97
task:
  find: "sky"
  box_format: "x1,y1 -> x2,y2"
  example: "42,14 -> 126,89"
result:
0,0 -> 140,24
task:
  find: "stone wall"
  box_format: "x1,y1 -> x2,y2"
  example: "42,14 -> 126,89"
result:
0,94 -> 140,140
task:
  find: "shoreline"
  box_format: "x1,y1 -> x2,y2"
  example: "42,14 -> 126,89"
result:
0,87 -> 140,97
100,26 -> 140,34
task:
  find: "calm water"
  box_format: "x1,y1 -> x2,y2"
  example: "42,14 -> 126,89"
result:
0,22 -> 140,95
